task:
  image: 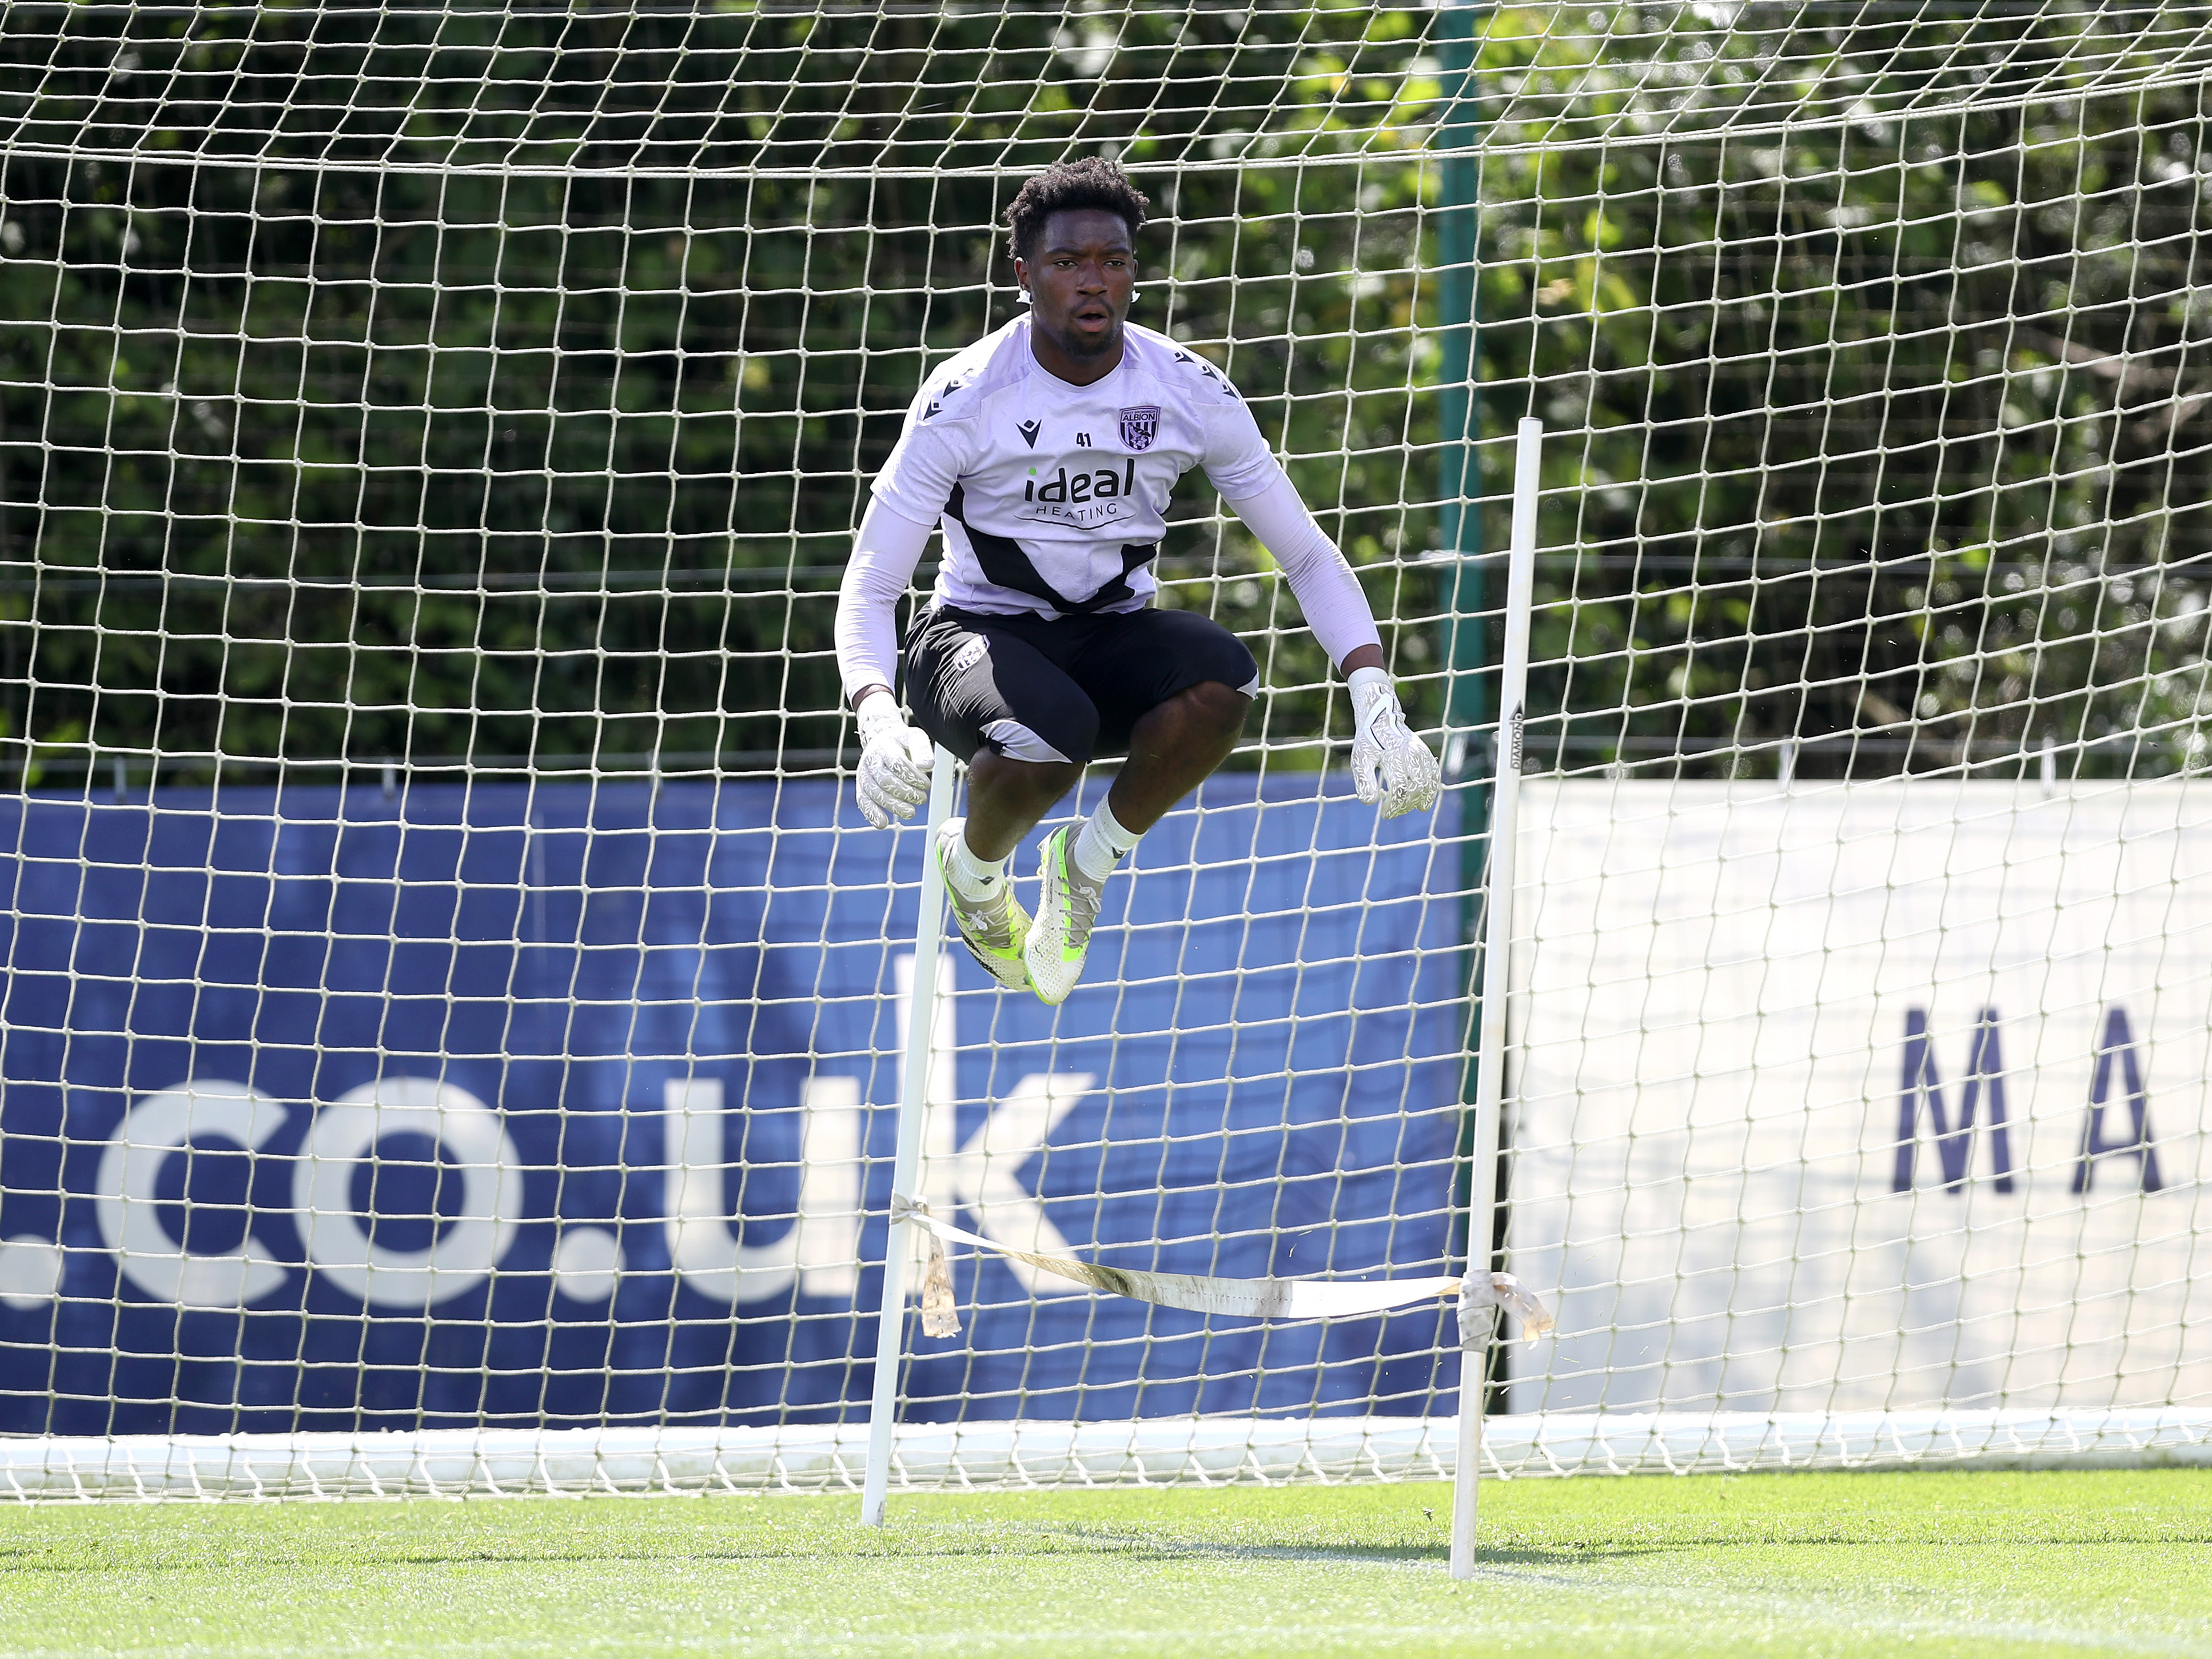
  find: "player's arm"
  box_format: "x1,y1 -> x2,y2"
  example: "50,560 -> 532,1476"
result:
1221,470 -> 1441,818
834,496 -> 939,827
835,373 -> 974,828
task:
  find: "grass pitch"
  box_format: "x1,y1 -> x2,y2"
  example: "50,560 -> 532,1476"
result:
0,1469 -> 2205,1657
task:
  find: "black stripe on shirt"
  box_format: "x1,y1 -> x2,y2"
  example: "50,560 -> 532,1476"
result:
946,484 -> 1157,615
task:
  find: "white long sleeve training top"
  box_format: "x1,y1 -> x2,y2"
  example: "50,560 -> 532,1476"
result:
834,321 -> 1381,703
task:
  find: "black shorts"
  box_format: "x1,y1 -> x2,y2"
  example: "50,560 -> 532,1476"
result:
903,604 -> 1259,766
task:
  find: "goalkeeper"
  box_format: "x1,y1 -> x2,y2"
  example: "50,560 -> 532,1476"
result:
835,157 -> 1438,1006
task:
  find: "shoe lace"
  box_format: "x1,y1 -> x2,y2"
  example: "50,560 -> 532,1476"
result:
960,886 -> 1030,959
1057,839 -> 1106,923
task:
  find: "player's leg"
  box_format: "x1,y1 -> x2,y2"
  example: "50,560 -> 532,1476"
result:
1104,677 -> 1250,831
964,748 -> 1079,860
1024,609 -> 1257,1003
903,607 -> 1098,990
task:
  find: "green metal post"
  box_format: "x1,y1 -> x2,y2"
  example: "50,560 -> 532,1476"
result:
1433,0 -> 1501,1406
1436,4 -> 1484,656
1436,0 -> 1488,858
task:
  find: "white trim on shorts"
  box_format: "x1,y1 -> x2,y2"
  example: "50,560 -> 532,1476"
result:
982,718 -> 1074,765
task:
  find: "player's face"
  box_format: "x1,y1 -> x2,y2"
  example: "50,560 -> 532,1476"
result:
1017,209 -> 1137,367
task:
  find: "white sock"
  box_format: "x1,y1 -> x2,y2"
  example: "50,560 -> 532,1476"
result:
943,824 -> 1007,901
1072,797 -> 1142,884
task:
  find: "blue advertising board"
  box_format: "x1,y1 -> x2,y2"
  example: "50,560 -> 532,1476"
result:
0,776 -> 1465,1435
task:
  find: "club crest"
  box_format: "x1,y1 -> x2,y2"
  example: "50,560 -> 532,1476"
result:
1118,405 -> 1160,452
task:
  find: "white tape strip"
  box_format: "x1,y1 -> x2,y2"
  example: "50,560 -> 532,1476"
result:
1458,1272 -> 1555,1348
889,1195 -> 1553,1343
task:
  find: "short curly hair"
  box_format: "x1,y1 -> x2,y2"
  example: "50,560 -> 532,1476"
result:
1005,156 -> 1150,263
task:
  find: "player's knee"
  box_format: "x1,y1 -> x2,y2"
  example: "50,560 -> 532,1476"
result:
1180,679 -> 1251,746
971,748 -> 1082,809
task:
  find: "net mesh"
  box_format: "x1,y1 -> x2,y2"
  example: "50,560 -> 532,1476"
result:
0,1 -> 2207,1493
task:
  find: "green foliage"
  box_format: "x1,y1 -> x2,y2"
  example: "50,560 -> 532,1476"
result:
1473,7 -> 2212,778
0,2 -> 1438,780
0,151 -> 1007,775
5,2 -> 2209,782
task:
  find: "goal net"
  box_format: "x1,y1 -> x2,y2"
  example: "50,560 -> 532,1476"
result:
1,0 -> 2209,1499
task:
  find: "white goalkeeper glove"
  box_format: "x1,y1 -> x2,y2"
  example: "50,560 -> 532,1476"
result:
1349,667 -> 1441,819
853,692 -> 934,828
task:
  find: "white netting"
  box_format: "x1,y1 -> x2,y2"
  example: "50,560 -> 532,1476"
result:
0,1 -> 2207,1495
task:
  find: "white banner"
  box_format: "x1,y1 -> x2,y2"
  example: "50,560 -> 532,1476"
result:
1508,779 -> 2212,1414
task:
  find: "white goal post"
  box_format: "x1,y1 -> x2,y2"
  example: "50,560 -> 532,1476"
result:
1,1 -> 2211,1506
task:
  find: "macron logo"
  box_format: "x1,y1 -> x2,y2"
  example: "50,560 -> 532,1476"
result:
1017,418 -> 1041,449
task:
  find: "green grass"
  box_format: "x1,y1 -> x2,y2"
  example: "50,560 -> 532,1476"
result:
0,1469 -> 2206,1657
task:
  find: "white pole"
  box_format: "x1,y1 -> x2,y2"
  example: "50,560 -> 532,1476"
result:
860,745 -> 955,1526
1450,417 -> 1540,1580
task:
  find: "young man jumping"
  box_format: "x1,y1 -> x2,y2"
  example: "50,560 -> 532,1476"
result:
834,157 -> 1438,1006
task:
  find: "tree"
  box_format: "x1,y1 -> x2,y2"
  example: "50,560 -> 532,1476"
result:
5,2 -> 2204,785
0,0 -> 1434,782
1469,3 -> 2212,778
